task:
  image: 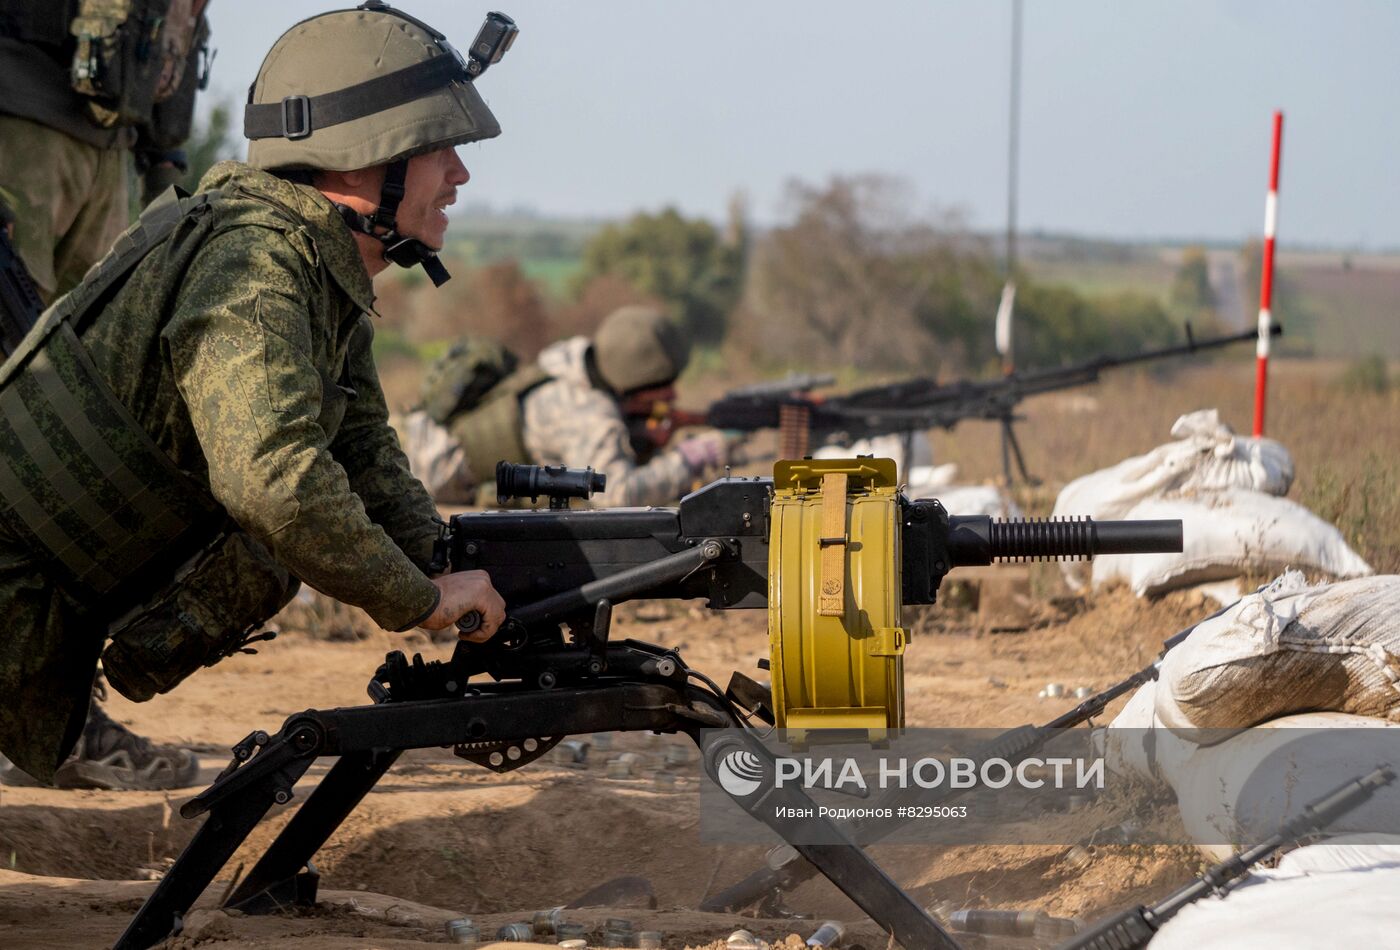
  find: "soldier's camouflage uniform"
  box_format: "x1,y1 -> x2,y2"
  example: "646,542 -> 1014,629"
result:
400,336 -> 697,509
0,161 -> 441,781
0,1 -> 208,304
521,337 -> 695,507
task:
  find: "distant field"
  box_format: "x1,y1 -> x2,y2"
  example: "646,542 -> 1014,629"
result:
1023,242 -> 1400,358
1020,256 -> 1177,306
1289,263 -> 1400,357
519,256 -> 584,298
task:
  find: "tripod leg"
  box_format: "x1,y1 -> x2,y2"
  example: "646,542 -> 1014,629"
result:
227,748 -> 402,908
113,754 -> 315,950
1000,417 -> 1036,485
692,731 -> 961,950
1004,420 -> 1035,485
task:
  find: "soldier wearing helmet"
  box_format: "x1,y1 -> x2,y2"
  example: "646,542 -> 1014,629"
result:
402,305 -> 731,508
0,3 -> 509,790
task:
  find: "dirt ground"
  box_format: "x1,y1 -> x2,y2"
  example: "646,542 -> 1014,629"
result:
0,575 -> 1219,950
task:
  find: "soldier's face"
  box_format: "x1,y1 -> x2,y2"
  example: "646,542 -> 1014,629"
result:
396,147 -> 470,250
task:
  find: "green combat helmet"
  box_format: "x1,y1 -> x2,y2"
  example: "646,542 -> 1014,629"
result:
244,1 -> 517,285
593,305 -> 693,395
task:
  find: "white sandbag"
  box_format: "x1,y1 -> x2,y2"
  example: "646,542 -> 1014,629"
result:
1168,409 -> 1295,496
906,463 -> 960,492
1155,572 -> 1400,732
1161,712 -> 1400,855
1053,408 -> 1294,524
1275,833 -> 1400,874
1101,708 -> 1400,857
1148,860 -> 1400,950
1097,680 -> 1200,784
902,462 -> 1023,518
1055,409 -> 1294,591
919,485 -> 1022,519
1090,492 -> 1372,597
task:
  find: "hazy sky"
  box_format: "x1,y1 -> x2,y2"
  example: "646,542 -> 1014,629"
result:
208,1 -> 1400,249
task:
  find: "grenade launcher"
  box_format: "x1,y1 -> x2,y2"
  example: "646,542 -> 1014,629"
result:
116,459 -> 1181,950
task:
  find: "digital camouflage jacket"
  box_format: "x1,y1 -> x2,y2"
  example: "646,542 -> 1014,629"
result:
80,160 -> 441,629
0,160 -> 441,778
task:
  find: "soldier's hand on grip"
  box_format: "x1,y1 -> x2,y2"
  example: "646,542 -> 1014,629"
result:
420,570 -> 505,641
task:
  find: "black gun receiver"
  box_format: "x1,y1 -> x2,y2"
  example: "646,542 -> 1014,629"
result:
438,458 -> 1180,731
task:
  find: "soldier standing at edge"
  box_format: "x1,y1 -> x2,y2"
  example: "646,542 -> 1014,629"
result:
0,0 -> 214,789
0,1 -> 212,306
0,2 -> 508,789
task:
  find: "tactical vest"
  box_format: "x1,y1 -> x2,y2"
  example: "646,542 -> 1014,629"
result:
447,362 -> 551,486
4,0 -> 207,132
0,188 -> 236,610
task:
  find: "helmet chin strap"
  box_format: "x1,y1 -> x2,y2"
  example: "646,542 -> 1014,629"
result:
335,159 -> 452,287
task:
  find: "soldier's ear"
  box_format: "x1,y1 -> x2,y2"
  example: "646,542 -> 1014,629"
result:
314,165 -> 386,199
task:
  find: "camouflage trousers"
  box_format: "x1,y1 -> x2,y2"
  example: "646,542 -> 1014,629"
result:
0,115 -> 130,304
0,517 -> 105,783
0,521 -> 298,783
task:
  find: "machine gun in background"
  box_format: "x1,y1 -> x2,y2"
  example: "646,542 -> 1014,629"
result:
0,224 -> 44,357
117,461 -> 1182,950
1059,764 -> 1395,950
682,323 -> 1280,483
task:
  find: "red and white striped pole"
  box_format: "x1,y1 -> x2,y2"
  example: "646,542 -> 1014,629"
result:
1252,110 -> 1284,437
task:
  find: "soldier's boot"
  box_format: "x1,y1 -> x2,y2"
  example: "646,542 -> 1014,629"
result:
50,698 -> 201,791
0,698 -> 201,791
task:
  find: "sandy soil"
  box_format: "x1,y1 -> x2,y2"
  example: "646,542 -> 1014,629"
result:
0,584 -> 1214,949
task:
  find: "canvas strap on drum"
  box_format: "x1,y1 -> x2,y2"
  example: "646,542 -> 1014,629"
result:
0,188 -> 227,609
767,458 -> 906,739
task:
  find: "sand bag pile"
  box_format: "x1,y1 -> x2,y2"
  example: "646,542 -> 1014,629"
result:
1101,574 -> 1400,856
1054,409 -> 1369,596
1155,571 -> 1400,732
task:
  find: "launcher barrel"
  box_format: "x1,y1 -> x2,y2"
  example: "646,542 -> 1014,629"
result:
945,515 -> 1183,565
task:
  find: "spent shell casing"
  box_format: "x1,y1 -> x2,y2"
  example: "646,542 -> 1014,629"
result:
806,920 -> 845,946
445,918 -> 480,945
532,906 -> 564,935
557,922 -> 590,941
495,921 -> 533,941
1064,844 -> 1094,870
726,929 -> 763,950
1034,915 -> 1084,939
949,908 -> 1046,936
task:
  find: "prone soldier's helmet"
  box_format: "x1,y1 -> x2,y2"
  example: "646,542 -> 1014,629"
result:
244,1 -> 515,285
592,306 -> 692,396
